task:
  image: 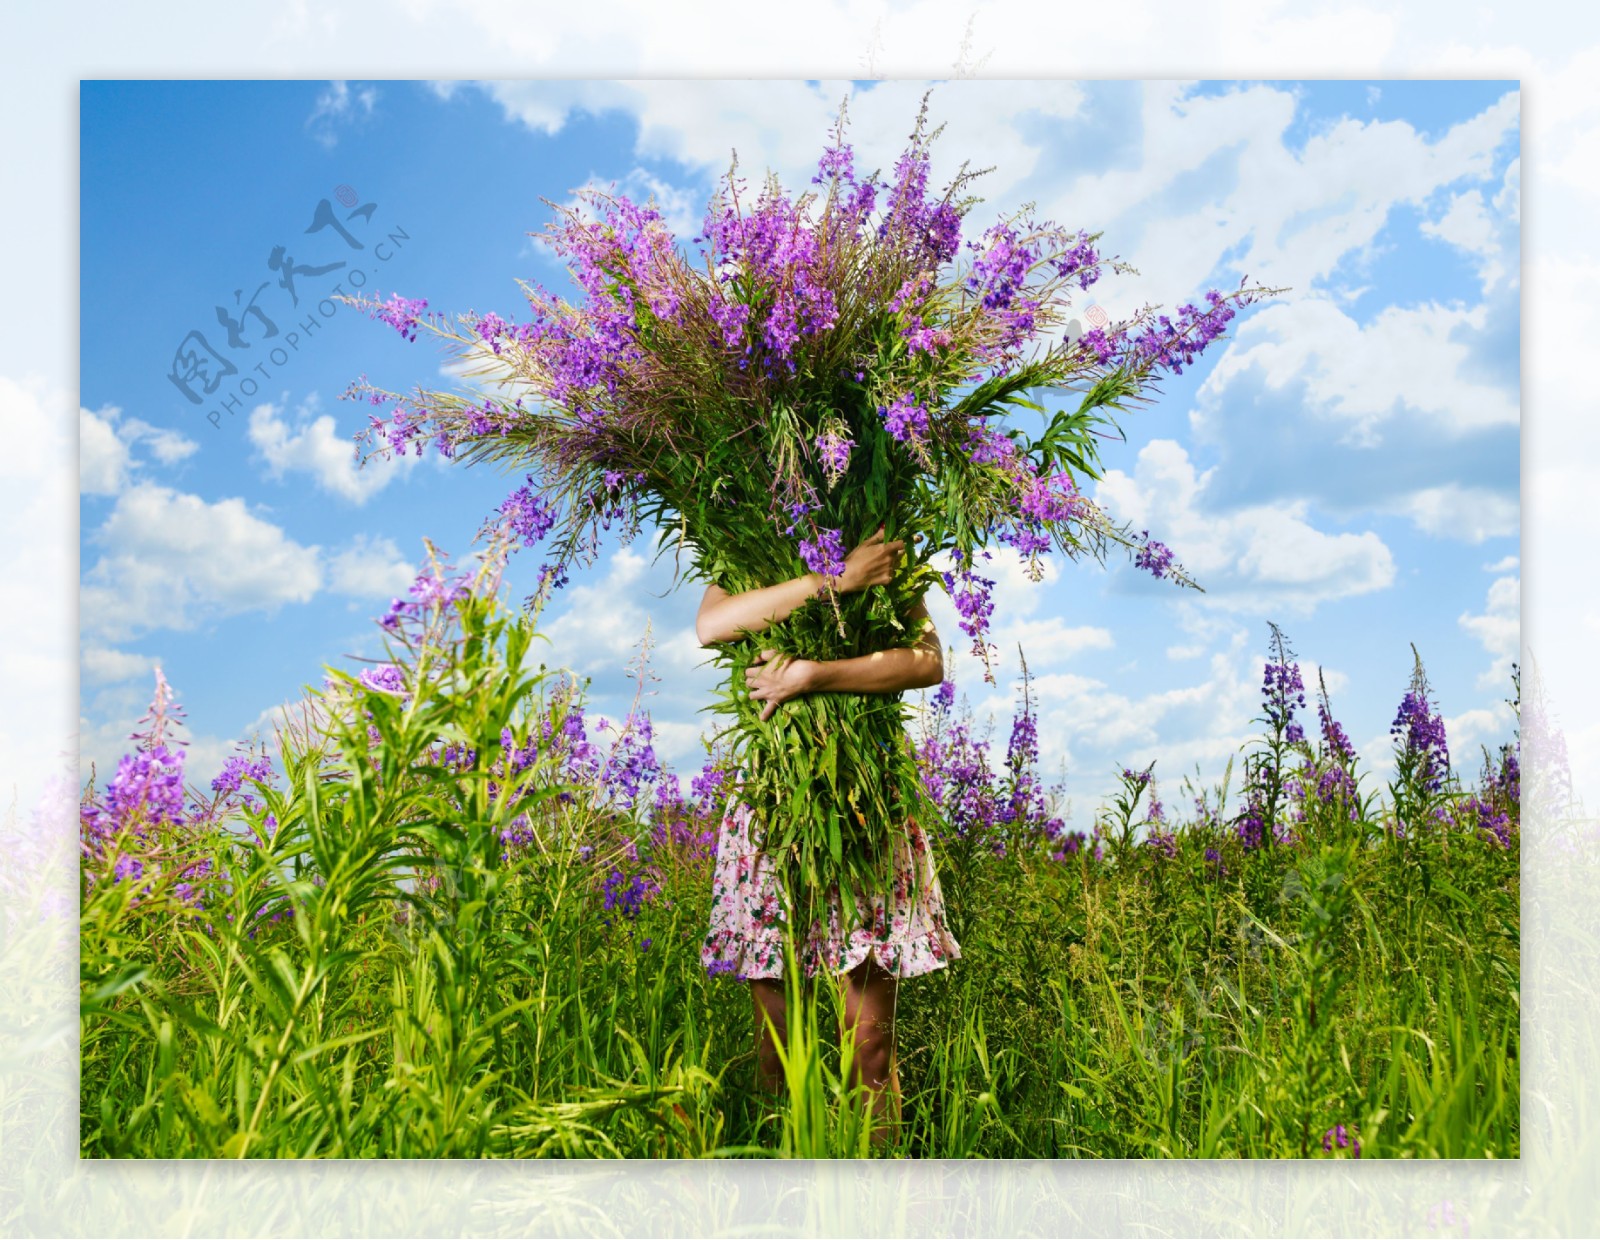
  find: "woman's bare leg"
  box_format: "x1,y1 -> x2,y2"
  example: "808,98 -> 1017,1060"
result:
750,978 -> 788,1094
843,957 -> 900,1143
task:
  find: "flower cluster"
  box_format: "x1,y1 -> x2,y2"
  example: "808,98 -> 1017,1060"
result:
942,548 -> 999,681
1133,532 -> 1175,581
1391,688 -> 1450,794
1318,698 -> 1355,763
1116,288 -> 1239,377
1322,1124 -> 1361,1157
797,527 -> 848,580
1262,649 -> 1306,738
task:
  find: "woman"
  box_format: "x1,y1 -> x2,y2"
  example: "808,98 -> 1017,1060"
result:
695,526 -> 962,1137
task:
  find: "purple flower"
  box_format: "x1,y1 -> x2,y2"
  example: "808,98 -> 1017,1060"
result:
878,392 -> 932,445
1391,687 -> 1450,794
1134,532 -> 1175,580
940,556 -> 997,675
1322,1124 -> 1361,1157
815,432 -> 854,486
798,527 -> 848,579
1318,699 -> 1355,763
473,312 -> 510,352
211,753 -> 275,801
371,292 -> 429,342
1115,288 -> 1242,379
83,744 -> 188,843
358,664 -> 408,695
498,476 -> 559,550
1261,644 -> 1306,736
602,867 -> 661,919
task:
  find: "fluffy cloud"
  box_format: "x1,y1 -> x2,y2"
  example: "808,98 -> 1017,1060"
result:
1420,158 -> 1519,295
81,483 -> 324,641
247,397 -> 417,503
1196,295 -> 1519,448
538,543 -> 708,681
81,645 -> 155,686
1095,439 -> 1396,615
306,79 -> 378,148
80,403 -> 199,496
473,78 -> 1090,230
80,405 -> 129,495
1390,485 -> 1518,543
1459,573 -> 1520,692
326,534 -> 416,598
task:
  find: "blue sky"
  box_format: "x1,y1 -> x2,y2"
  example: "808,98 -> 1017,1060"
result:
78,78 -> 1521,822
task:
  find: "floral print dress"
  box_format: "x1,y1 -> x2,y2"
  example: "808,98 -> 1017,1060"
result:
700,775 -> 962,981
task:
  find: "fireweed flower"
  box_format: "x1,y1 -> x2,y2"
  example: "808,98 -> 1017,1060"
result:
1318,700 -> 1355,763
82,745 -> 187,846
210,753 -> 275,808
798,528 -> 848,579
1391,688 -> 1450,794
942,550 -> 999,681
1261,644 -> 1306,736
368,292 -> 429,342
1133,532 -> 1175,580
815,431 -> 854,487
498,476 -> 560,550
878,392 -> 932,445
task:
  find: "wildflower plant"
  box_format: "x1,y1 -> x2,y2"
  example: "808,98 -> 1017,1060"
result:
337,94 -> 1283,914
1235,623 -> 1306,851
1387,644 -> 1455,842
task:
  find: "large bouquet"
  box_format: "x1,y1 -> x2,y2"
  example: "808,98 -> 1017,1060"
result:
340,97 -> 1279,917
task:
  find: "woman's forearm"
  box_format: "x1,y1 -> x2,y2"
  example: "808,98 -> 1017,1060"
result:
806,644 -> 944,695
697,572 -> 828,646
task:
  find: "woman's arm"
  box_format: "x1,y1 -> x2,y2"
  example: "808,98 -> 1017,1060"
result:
695,574 -> 824,648
806,596 -> 944,694
743,596 -> 943,721
695,527 -> 908,647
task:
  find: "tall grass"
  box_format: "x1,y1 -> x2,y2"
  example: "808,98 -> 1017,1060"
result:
78,561 -> 1519,1159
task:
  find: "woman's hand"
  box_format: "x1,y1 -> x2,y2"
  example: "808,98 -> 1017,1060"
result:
745,648 -> 819,723
833,525 -> 912,594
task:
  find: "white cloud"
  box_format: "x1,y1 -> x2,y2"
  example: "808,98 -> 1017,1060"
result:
1022,644 -> 1262,806
81,645 -> 155,686
1095,439 -> 1396,615
80,403 -> 199,496
1420,177 -> 1517,295
247,397 -> 416,503
1484,554 -> 1519,573
1194,294 -> 1519,447
80,405 -> 129,495
1460,573 -> 1520,692
122,417 -> 200,465
476,78 -> 1090,238
1446,701 -> 1519,768
306,79 -> 378,148
327,535 -> 415,598
1026,83 -> 1517,328
81,483 -> 324,641
540,545 -> 707,679
1390,485 -> 1519,544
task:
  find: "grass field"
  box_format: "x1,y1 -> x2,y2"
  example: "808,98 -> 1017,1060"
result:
77,577 -> 1520,1160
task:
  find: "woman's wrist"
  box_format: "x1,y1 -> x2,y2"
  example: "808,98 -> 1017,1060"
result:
804,569 -> 854,597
